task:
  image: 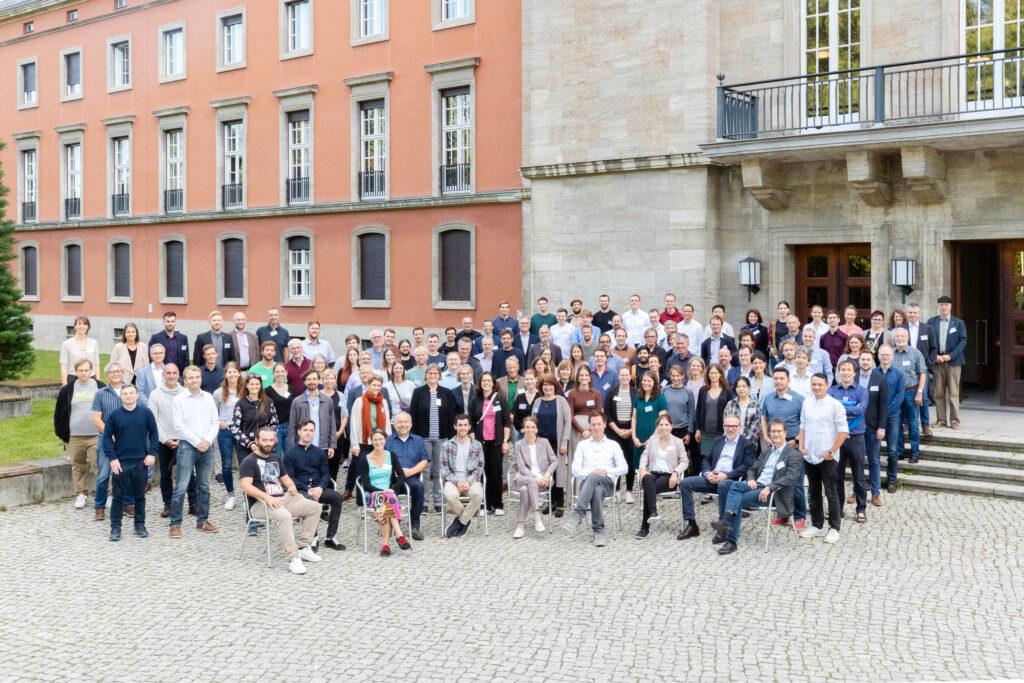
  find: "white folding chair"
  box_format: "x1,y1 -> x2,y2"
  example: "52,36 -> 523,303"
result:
238,500 -> 273,568
505,465 -> 553,534
440,472 -> 489,538
354,478 -> 413,554
568,474 -> 621,539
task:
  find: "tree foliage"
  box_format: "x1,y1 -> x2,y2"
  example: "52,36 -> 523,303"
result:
0,141 -> 36,380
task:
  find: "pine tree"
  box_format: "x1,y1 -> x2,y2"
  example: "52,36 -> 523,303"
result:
0,142 -> 35,380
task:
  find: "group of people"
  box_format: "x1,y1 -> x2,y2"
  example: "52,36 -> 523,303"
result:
52,292 -> 968,569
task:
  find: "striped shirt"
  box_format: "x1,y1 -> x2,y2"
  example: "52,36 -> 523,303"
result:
428,389 -> 440,440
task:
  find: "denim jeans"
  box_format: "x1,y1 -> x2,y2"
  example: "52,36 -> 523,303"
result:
885,411 -> 902,483
723,482 -> 768,543
571,473 -> 615,533
216,427 -> 235,494
111,459 -> 148,532
158,442 -> 196,508
94,440 -> 133,509
424,438 -> 445,506
274,424 -> 290,458
864,428 -> 882,495
405,474 -> 425,527
896,388 -> 921,458
170,442 -> 213,527
677,475 -> 732,521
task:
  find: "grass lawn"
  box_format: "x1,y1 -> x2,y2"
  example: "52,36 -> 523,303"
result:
20,349 -> 110,382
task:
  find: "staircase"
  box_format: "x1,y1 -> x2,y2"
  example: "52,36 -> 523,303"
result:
880,434 -> 1024,500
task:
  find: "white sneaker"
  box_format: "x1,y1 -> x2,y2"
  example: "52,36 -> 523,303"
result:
478,509 -> 487,517
513,525 -> 525,539
824,528 -> 840,544
298,546 -> 321,563
534,516 -> 546,533
288,557 -> 307,575
223,496 -> 236,511
799,526 -> 825,539
493,508 -> 505,517
624,491 -> 635,504
74,494 -> 86,509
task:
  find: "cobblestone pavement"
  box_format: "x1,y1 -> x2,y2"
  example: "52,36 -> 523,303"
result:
0,485 -> 1021,682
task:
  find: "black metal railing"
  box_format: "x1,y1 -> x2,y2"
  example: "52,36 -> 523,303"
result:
286,176 -> 310,204
717,49 -> 1024,141
439,162 -> 471,194
64,197 -> 81,219
21,201 -> 36,222
359,170 -> 386,199
164,188 -> 183,213
222,182 -> 243,209
112,192 -> 130,216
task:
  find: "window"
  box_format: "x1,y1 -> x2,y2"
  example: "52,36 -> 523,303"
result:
20,61 -> 37,107
64,143 -> 82,220
20,245 -> 38,300
63,242 -> 83,300
441,87 -> 472,193
112,137 -> 131,216
285,110 -> 311,204
285,0 -> 311,54
433,225 -> 474,307
23,22 -> 33,34
287,235 -> 311,299
114,0 -> 127,8
63,50 -> 82,99
361,0 -> 384,36
67,9 -> 78,22
356,231 -> 387,304
160,237 -> 187,302
21,150 -> 38,223
803,0 -> 861,122
359,100 -> 386,199
964,0 -> 1024,105
109,40 -> 131,90
219,236 -> 246,303
109,241 -> 132,301
442,0 -> 471,20
221,12 -> 245,68
164,129 -> 184,213
162,26 -> 185,80
222,120 -> 245,209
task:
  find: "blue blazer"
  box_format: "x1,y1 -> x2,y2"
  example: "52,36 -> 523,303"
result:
926,315 -> 967,366
701,435 -> 757,480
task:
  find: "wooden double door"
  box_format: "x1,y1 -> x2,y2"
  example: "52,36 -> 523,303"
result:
795,244 -> 872,329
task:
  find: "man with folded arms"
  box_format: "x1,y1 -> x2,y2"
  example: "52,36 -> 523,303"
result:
170,366 -> 220,538
797,374 -> 849,544
562,412 -> 628,547
102,384 -> 159,542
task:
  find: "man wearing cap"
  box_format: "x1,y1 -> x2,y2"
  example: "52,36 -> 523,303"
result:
927,296 -> 967,430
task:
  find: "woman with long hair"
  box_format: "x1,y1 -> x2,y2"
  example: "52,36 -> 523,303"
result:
353,429 -> 410,557
566,365 -> 602,467
470,372 -> 511,515
530,373 -> 571,516
336,346 -> 360,388
511,369 -> 540,438
231,372 -> 279,465
109,322 -> 148,385
635,414 -> 687,538
694,364 -> 733,459
603,366 -> 636,498
214,362 -> 244,507
568,344 -> 587,376
555,360 -> 574,395
724,376 -> 762,447
384,361 -> 415,416
629,372 -> 668,501
742,308 -> 770,355
840,304 -> 864,337
265,363 -> 295,459
683,358 -> 707,475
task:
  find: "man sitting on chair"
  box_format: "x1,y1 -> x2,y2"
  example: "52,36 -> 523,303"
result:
712,418 -> 803,555
239,426 -> 323,575
441,414 -> 485,538
675,415 -> 756,541
284,419 -> 345,551
561,412 -> 627,547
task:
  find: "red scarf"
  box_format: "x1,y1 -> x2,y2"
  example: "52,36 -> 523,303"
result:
361,390 -> 385,444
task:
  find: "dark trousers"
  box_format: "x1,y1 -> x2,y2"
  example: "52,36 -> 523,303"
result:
405,474 -> 425,527
158,443 -> 195,508
328,434 -> 349,484
303,487 -> 343,540
836,433 -> 867,513
640,472 -> 673,529
607,421 -> 633,491
481,438 -> 504,511
111,459 -> 147,532
806,459 -> 840,531
885,412 -> 902,483
345,443 -> 373,493
684,437 -> 701,477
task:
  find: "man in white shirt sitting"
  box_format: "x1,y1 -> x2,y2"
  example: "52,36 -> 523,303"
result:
561,412 -> 627,546
797,374 -> 849,544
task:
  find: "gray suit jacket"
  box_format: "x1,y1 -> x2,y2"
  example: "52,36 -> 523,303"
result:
514,438 -> 558,480
746,444 -> 803,519
288,392 -> 338,451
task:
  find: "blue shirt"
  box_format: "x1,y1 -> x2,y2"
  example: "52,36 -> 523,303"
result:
307,392 -> 321,439
590,367 -> 617,402
880,365 -> 906,415
385,432 -> 431,471
102,405 -> 159,462
256,324 -> 291,361
761,391 -> 805,439
756,447 -> 784,487
828,383 -> 869,435
892,346 -> 927,387
283,442 -> 329,491
492,316 -> 518,335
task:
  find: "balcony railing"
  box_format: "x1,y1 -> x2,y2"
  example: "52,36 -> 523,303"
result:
439,162 -> 471,194
64,197 -> 81,219
222,182 -> 243,209
164,188 -> 183,214
359,170 -> 386,199
286,176 -> 310,204
21,201 -> 36,222
717,49 -> 1024,141
112,192 -> 130,216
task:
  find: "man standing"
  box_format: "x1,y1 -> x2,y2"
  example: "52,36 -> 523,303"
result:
385,412 -> 430,540
54,359 -> 102,511
92,363 -> 142,520
928,295 -> 967,430
284,419 -> 345,551
700,317 -> 738,367
367,329 -> 387,369
828,360 -> 869,523
287,370 -> 337,453
526,326 -> 564,368
530,297 -> 557,336
590,349 -> 617,403
471,320 -> 499,354
760,367 -> 807,529
149,363 -> 195,519
193,310 -> 231,368
857,351 -> 889,507
493,330 -> 526,380
170,366 -> 220,538
892,329 -> 928,464
797,374 -> 849,544
410,366 -> 458,513
256,308 -> 291,362
284,339 -> 312,395
456,317 -> 482,344
514,317 -> 540,357
665,334 -> 693,378
135,343 -> 167,400
905,303 -> 936,435
149,311 -> 189,374
302,321 -> 335,365
549,308 -> 575,358
441,415 -> 485,538
621,294 -> 648,347
199,345 -> 224,394
877,345 -> 907,493
592,294 -> 617,334
562,413 -> 627,546
660,292 -> 684,325
677,304 -> 704,350
474,335 -> 497,375
407,346 -> 431,386
493,300 -> 518,335
230,312 -> 260,371
102,384 -> 159,542
801,327 -> 834,384
703,305 -> 735,339
819,310 -> 849,369
249,341 -> 278,388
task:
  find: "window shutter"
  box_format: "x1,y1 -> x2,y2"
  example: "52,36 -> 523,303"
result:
442,86 -> 470,98
287,109 -> 310,123
288,235 -> 310,252
360,99 -> 384,112
439,229 -> 471,302
66,244 -> 82,297
165,241 -> 184,299
22,247 -> 37,297
113,243 -> 131,298
359,233 -> 386,301
67,52 -> 80,85
222,238 -> 244,299
23,63 -> 36,92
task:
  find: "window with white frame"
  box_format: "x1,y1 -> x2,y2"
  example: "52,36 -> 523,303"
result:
64,51 -> 82,98
222,13 -> 244,66
164,129 -> 184,212
287,110 -> 311,202
803,0 -> 861,121
441,87 -> 472,192
112,136 -> 131,214
21,149 -> 38,222
64,143 -> 82,218
20,245 -> 38,299
222,120 -> 245,207
441,0 -> 471,20
287,235 -> 312,299
964,0 -> 1024,104
286,0 -> 311,53
163,27 -> 184,78
361,0 -> 384,37
360,100 -> 386,198
110,39 -> 131,89
20,62 -> 37,106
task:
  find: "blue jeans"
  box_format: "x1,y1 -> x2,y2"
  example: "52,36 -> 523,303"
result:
170,442 -> 213,527
111,459 -> 147,532
94,441 -> 134,509
896,388 -> 921,458
677,475 -> 732,521
865,427 -> 882,495
405,474 -> 425,527
216,427 -> 235,494
885,411 -> 902,482
274,424 -> 290,457
723,482 -> 768,543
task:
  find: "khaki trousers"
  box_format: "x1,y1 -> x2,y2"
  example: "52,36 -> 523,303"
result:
251,493 -> 321,559
933,363 -> 962,425
443,481 -> 483,524
67,435 -> 98,495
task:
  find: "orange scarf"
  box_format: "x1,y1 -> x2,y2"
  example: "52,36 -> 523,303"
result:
361,390 -> 385,444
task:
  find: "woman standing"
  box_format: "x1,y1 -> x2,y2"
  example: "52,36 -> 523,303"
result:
770,301 -> 792,361
109,322 -> 148,385
724,376 -> 762,447
335,347 -> 360,388
265,363 -> 295,457
231,373 -> 279,465
803,305 -> 828,343
742,309 -> 770,355
384,361 -> 415,417
662,366 -> 694,444
471,372 -> 511,515
630,372 -> 668,502
214,362 -> 243,508
566,365 -> 602,466
635,414 -> 687,538
511,416 -> 557,538
353,429 -> 410,556
748,352 -> 772,405
838,334 -> 867,368
568,344 -> 587,376
511,369 -> 540,439
555,360 -> 574,395
683,358 -> 707,475
694,364 -> 733,459
888,308 -> 908,334
864,310 -> 893,359
530,374 -> 571,516
840,305 -> 864,337
603,366 -> 636,499
453,364 -> 476,414
59,316 -> 99,385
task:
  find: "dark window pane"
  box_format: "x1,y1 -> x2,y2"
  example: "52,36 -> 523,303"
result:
66,244 -> 82,297
847,286 -> 871,310
222,238 -> 244,300
807,255 -> 829,278
440,229 -> 471,302
165,241 -> 184,299
113,242 -> 131,298
22,247 -> 38,296
360,99 -> 384,112
359,233 -> 386,301
23,63 -> 36,91
288,235 -> 310,252
66,52 -> 81,85
806,286 -> 829,309
1015,321 -> 1024,346
1017,356 -> 1024,381
847,253 -> 871,277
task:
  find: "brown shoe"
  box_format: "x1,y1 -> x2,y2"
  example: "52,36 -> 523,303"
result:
169,526 -> 182,538
160,506 -> 171,518
871,495 -> 882,507
922,426 -> 932,436
196,521 -> 218,533
94,508 -> 105,521
950,420 -> 960,430
846,494 -> 855,504
124,505 -> 135,517
341,490 -> 353,502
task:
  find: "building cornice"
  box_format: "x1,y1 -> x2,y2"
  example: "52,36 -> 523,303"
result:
424,57 -> 480,74
153,105 -> 189,119
343,71 -> 394,87
273,84 -> 319,99
0,0 -> 174,47
520,152 -> 709,179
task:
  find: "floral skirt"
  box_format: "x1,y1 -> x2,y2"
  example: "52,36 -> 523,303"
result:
364,490 -> 402,523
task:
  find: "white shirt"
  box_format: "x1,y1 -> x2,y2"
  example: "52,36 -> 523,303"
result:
621,309 -> 649,346
172,389 -> 220,448
907,322 -> 921,348
677,319 -> 704,349
799,394 -> 849,464
549,322 -> 575,357
527,443 -> 542,477
572,436 -> 628,478
802,320 -> 828,344
789,371 -> 813,400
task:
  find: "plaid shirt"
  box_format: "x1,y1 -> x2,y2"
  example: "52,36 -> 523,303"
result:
440,437 -> 484,485
91,385 -> 148,435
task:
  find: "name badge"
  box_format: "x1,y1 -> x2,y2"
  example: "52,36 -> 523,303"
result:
270,330 -> 278,337
948,328 -> 957,335
612,396 -> 621,402
585,400 -> 595,407
492,405 -> 501,413
602,383 -> 610,390
181,344 -> 187,351
435,399 -> 442,407
782,394 -> 792,401
224,343 -> 232,349
902,361 -> 911,366
644,405 -> 653,413
869,386 -> 879,392
775,461 -> 786,470
920,335 -> 928,341
518,403 -> 527,410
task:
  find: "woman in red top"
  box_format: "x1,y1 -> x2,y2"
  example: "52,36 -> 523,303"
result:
470,372 -> 511,515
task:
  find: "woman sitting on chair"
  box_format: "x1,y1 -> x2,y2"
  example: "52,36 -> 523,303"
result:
511,416 -> 558,539
354,429 -> 410,557
635,414 -> 688,539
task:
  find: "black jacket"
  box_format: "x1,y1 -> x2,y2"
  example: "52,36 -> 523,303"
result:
409,384 -> 458,440
860,369 -> 889,432
602,384 -> 637,424
701,434 -> 757,479
192,330 -> 232,368
470,392 -> 511,443
54,379 -> 106,443
695,386 -> 735,435
353,450 -> 407,493
700,334 -> 739,367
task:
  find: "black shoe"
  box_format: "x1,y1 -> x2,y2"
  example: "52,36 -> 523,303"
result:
323,539 -> 346,550
188,505 -> 197,516
134,526 -> 149,538
540,504 -> 550,515
909,455 -> 920,464
411,527 -> 424,542
109,528 -> 122,542
434,505 -> 442,514
455,519 -> 471,537
445,519 -> 463,538
635,527 -> 650,539
887,481 -> 897,494
717,540 -> 738,555
676,521 -> 700,540
215,472 -> 223,484
711,530 -> 726,545
710,513 -> 734,534
320,510 -> 329,522
554,507 -> 564,518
